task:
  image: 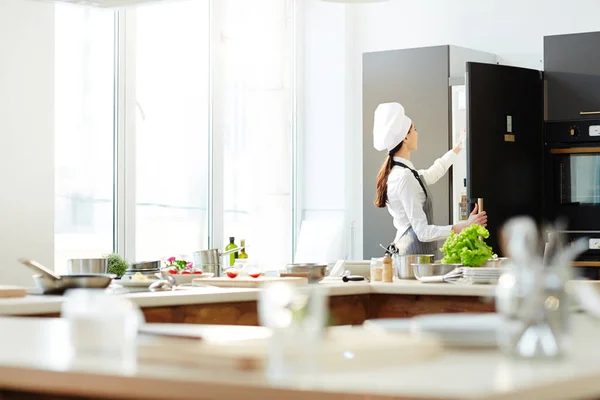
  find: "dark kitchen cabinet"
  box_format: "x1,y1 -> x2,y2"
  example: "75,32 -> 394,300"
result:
545,31 -> 600,121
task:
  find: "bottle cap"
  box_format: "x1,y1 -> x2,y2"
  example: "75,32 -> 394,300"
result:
229,237 -> 235,242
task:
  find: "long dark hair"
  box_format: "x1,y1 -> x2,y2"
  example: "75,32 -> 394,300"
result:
374,140 -> 404,208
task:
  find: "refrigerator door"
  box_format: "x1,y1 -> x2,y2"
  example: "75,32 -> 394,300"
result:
466,62 -> 544,256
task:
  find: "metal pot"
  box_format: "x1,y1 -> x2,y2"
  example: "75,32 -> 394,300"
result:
130,260 -> 161,271
19,259 -> 115,295
67,258 -> 108,274
192,246 -> 244,277
393,254 -> 435,279
123,260 -> 161,277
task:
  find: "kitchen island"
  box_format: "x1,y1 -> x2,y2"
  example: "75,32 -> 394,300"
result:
0,280 -> 496,325
0,313 -> 599,400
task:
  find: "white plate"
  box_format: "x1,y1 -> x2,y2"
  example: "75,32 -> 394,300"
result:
364,313 -> 502,348
117,279 -> 156,288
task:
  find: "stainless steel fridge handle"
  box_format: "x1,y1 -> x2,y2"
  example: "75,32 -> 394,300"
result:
580,111 -> 600,115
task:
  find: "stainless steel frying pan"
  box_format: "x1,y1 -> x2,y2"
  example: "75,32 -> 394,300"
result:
18,258 -> 116,295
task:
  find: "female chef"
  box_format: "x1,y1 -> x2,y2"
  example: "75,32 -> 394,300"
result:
373,102 -> 487,255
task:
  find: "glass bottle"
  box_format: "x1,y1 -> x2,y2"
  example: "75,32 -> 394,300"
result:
238,239 -> 248,259
225,237 -> 238,267
459,178 -> 468,221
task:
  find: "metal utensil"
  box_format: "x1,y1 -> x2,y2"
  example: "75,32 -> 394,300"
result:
18,258 -> 115,295
67,258 -> 108,274
148,275 -> 176,292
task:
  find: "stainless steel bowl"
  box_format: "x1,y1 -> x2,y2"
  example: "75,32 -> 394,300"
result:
393,254 -> 435,279
285,263 -> 327,283
67,258 -> 108,274
412,263 -> 461,281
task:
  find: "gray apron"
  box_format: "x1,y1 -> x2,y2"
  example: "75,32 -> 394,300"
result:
392,161 -> 438,256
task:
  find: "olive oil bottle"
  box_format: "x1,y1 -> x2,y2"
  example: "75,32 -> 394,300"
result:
238,239 -> 248,259
225,237 -> 238,266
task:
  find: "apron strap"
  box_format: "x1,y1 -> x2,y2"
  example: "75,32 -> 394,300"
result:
392,161 -> 428,198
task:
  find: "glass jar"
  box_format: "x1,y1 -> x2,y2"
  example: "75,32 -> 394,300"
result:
370,257 -> 383,281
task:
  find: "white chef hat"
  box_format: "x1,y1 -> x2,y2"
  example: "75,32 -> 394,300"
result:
373,102 -> 412,152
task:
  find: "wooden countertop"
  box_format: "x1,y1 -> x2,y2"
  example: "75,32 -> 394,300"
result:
1,314 -> 600,399
0,280 -> 495,316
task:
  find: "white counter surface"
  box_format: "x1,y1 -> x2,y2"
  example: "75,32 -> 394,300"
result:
0,280 -> 494,316
0,314 -> 599,399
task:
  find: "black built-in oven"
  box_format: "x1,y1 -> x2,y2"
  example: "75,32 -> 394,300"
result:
545,119 -> 600,268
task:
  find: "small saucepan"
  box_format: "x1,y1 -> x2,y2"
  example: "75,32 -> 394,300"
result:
18,258 -> 116,295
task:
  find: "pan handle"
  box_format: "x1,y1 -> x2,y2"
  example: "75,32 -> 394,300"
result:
220,246 -> 246,257
18,258 -> 61,281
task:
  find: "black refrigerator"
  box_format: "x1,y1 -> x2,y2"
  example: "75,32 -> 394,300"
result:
465,62 -> 545,256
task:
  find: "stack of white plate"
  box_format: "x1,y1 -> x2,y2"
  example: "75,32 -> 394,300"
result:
445,267 -> 507,284
364,313 -> 502,348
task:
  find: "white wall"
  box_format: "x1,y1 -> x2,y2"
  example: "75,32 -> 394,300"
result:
346,0 -> 600,259
0,0 -> 55,286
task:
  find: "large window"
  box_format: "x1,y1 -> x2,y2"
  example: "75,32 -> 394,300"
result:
55,0 -> 294,270
54,5 -> 116,271
217,0 -> 293,269
134,0 -> 210,261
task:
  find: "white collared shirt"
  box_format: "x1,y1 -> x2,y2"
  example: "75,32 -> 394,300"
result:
387,150 -> 458,243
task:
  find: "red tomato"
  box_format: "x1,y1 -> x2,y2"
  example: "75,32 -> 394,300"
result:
249,272 -> 261,278
193,270 -> 203,275
167,267 -> 178,275
181,269 -> 192,275
226,270 -> 239,278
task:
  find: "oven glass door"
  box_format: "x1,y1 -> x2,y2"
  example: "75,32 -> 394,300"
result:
551,149 -> 600,205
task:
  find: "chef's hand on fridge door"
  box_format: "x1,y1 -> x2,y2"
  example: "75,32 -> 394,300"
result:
453,128 -> 466,154
452,204 -> 487,234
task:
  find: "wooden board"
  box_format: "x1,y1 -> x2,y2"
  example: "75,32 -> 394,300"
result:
194,276 -> 308,288
0,286 -> 27,298
137,326 -> 442,372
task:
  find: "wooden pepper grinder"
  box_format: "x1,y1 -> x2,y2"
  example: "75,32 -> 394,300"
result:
382,255 -> 394,283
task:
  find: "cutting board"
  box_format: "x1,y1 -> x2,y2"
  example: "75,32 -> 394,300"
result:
137,327 -> 443,372
0,285 -> 27,298
193,276 -> 308,288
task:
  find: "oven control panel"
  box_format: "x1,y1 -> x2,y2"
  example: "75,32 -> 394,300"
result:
590,238 -> 600,249
546,119 -> 600,144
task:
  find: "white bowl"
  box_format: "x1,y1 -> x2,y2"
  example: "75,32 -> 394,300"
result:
160,270 -> 207,285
